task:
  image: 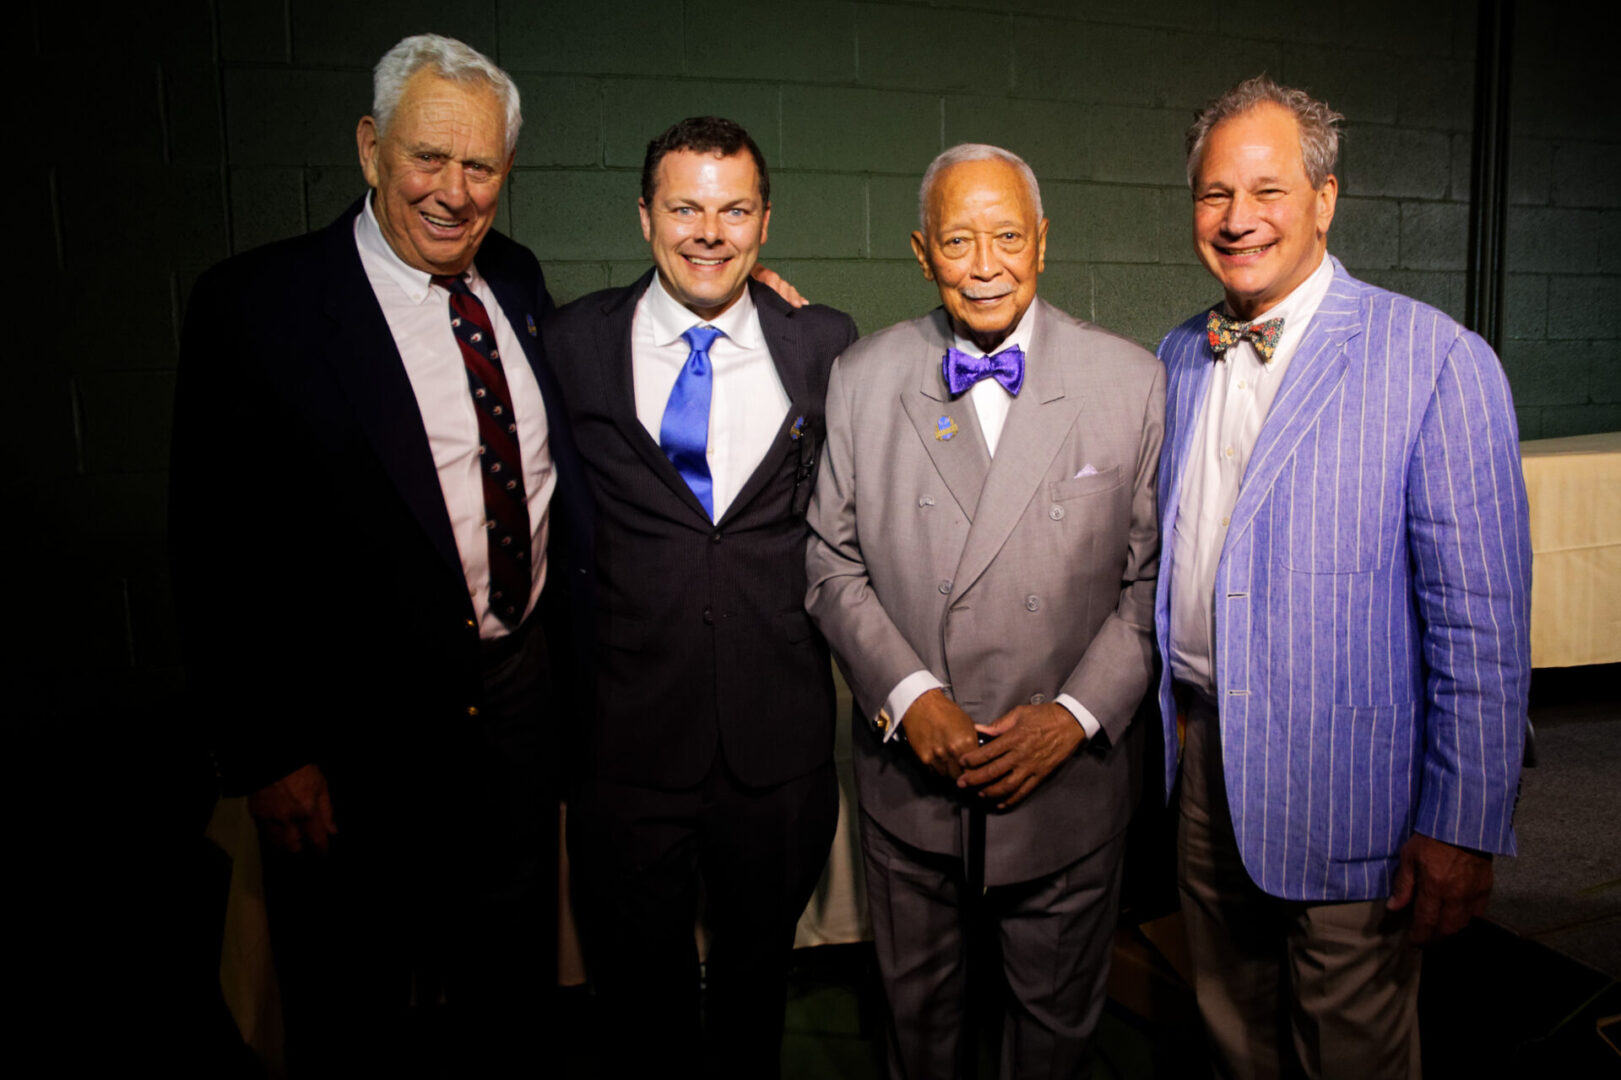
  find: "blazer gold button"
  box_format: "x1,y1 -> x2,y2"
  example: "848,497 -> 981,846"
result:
1049,505 -> 1065,520
1026,595 -> 1040,611
938,580 -> 952,594
464,618 -> 476,629
466,706 -> 480,717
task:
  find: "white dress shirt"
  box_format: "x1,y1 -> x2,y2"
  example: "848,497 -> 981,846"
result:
631,274 -> 790,522
1170,252 -> 1335,694
354,194 -> 555,639
884,304 -> 1103,742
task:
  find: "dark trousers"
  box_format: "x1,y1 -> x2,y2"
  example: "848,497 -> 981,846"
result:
570,754 -> 839,1079
262,622 -> 557,1079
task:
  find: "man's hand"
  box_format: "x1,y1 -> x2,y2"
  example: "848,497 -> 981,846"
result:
247,763 -> 337,856
900,689 -> 981,781
1387,832 -> 1493,945
750,264 -> 808,307
958,703 -> 1085,810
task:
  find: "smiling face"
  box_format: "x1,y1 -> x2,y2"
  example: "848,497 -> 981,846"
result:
1192,102 -> 1337,319
357,69 -> 512,276
639,149 -> 770,321
911,158 -> 1048,353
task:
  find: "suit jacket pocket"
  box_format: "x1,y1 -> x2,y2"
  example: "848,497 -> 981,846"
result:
598,613 -> 649,651
1047,465 -> 1123,501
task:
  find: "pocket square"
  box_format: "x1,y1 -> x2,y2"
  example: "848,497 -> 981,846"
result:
1074,464 -> 1099,478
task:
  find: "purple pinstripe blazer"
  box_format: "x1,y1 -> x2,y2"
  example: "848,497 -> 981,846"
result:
1153,257 -> 1532,902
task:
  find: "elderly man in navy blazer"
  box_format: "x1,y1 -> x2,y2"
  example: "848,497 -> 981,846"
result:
170,34 -> 592,1076
1154,75 -> 1532,1078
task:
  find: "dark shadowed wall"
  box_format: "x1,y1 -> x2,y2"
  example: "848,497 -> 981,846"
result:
21,0 -> 1616,737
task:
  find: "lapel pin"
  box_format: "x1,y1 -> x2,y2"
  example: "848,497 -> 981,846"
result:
789,415 -> 806,441
936,415 -> 957,441
526,313 -> 537,337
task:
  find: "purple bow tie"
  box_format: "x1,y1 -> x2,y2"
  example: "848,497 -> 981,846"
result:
943,344 -> 1025,397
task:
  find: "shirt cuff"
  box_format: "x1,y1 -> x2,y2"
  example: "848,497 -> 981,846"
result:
882,670 -> 944,743
1055,693 -> 1102,742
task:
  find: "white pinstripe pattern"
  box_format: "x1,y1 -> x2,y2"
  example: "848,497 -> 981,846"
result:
1154,259 -> 1531,902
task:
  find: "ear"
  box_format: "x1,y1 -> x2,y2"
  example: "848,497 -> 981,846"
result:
1035,218 -> 1050,274
357,116 -> 381,189
759,202 -> 771,246
639,198 -> 653,244
1315,174 -> 1338,238
910,231 -> 934,281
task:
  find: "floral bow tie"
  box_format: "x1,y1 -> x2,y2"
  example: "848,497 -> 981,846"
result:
1206,310 -> 1284,362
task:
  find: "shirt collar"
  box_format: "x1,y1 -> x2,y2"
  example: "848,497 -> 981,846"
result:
645,272 -> 762,350
357,191 -> 486,303
951,299 -> 1036,358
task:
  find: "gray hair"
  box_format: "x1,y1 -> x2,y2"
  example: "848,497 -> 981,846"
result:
1185,75 -> 1343,190
917,143 -> 1044,232
373,34 -> 522,157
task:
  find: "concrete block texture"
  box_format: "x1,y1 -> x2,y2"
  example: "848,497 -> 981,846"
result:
229,167 -> 307,254
1155,32 -> 1284,112
784,86 -> 941,174
1551,144 -> 1621,209
945,96 -> 1093,181
1281,44 -> 1401,126
515,77 -> 603,168
766,173 -> 868,259
226,68 -> 374,167
1500,341 -> 1593,408
290,0 -> 499,67
857,3 -> 1011,92
1011,18 -> 1158,105
510,169 -> 646,262
684,1 -> 856,83
602,80 -> 779,169
1548,277 -> 1621,341
1330,197 -> 1401,271
1092,263 -> 1216,349
499,0 -> 685,76
1399,201 -> 1469,271
1506,207 -> 1602,275
1340,124 -> 1452,200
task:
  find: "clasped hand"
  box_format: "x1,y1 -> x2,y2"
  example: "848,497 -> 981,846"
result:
900,690 -> 1084,809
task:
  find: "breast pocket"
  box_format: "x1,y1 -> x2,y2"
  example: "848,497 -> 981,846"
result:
1047,465 -> 1123,502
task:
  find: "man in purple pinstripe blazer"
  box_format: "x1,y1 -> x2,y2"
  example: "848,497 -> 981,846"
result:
1154,76 -> 1532,1078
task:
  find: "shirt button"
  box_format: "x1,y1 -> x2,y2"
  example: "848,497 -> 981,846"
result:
1025,595 -> 1040,611
938,580 -> 953,595
1237,380 -> 1247,389
1221,515 -> 1230,528
1224,446 -> 1235,458
1049,505 -> 1065,520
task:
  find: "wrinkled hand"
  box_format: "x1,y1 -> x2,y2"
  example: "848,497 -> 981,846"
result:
247,763 -> 337,855
901,689 -> 981,781
1387,832 -> 1492,945
958,703 -> 1084,810
750,264 -> 807,307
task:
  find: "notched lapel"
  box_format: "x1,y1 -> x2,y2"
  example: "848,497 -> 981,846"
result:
1226,262 -> 1366,544
720,284 -> 803,523
320,224 -> 463,579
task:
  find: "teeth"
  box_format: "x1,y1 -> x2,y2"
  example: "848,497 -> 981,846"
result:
423,213 -> 459,227
1226,245 -> 1270,255
687,256 -> 726,266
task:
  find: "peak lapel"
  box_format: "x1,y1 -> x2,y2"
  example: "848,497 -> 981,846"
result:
952,300 -> 1079,598
902,310 -> 990,520
1226,260 -> 1367,545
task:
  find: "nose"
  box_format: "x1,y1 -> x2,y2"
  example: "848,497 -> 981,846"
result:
970,235 -> 998,279
698,211 -> 723,244
1221,191 -> 1258,236
433,163 -> 471,208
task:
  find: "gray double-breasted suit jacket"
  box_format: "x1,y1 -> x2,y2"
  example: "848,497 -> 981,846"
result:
806,298 -> 1165,885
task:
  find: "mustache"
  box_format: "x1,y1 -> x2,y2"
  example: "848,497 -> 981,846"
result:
960,283 -> 1014,300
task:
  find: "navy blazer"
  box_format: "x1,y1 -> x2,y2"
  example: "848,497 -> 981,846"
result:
171,199 -> 593,797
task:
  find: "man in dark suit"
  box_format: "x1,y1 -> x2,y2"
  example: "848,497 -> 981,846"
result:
170,34 -> 591,1076
544,116 -> 857,1077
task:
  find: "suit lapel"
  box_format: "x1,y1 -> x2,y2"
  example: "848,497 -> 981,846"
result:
901,309 -> 992,520
319,203 -> 463,578
1226,258 -> 1367,545
720,281 -> 801,524
593,271 -> 716,520
952,300 -> 1082,599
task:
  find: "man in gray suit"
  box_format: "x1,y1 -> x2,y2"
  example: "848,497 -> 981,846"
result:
806,144 -> 1164,1077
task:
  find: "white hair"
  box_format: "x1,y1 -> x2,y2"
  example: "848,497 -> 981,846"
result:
372,34 -> 522,157
917,143 -> 1044,232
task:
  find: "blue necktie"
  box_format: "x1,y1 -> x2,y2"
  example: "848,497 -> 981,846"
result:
661,325 -> 723,518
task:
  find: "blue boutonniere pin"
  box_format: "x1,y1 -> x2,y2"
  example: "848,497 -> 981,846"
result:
936,415 -> 957,441
789,415 -> 807,440
526,313 -> 537,337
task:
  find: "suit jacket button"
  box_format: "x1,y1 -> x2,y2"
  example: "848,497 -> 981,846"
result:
918,495 -> 935,507
711,531 -> 722,543
703,607 -> 714,625
1030,693 -> 1045,705
1049,505 -> 1065,520
938,580 -> 952,595
1025,595 -> 1040,611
